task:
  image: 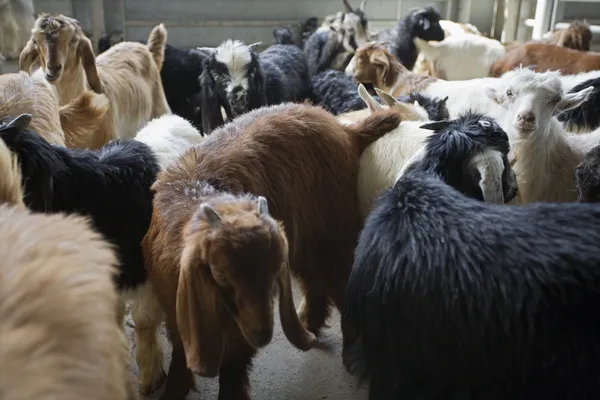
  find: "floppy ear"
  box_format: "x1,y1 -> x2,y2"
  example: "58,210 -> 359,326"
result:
420,120 -> 451,131
556,86 -> 594,114
369,49 -> 389,82
77,36 -> 103,94
176,206 -> 225,378
19,38 -> 39,73
357,83 -> 384,113
199,68 -> 224,134
3,114 -> 33,131
275,224 -> 317,351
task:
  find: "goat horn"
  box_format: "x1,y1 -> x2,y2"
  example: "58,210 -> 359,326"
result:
199,203 -> 222,226
359,0 -> 366,11
247,42 -> 263,50
257,196 -> 269,215
3,113 -> 32,131
342,0 -> 354,12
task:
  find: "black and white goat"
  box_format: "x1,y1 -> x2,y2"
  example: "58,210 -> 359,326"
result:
557,76 -> 600,133
576,143 -> 600,202
0,114 -> 166,395
304,0 -> 369,77
343,111 -> 600,399
197,39 -> 312,133
312,69 -> 448,119
369,6 -> 445,70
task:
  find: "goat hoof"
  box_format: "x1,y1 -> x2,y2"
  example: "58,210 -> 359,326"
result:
139,369 -> 166,394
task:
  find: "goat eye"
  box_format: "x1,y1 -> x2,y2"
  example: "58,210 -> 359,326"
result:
506,89 -> 513,97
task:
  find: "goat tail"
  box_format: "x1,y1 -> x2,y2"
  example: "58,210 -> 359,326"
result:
147,23 -> 168,71
59,91 -> 110,148
0,139 -> 25,209
343,108 -> 403,155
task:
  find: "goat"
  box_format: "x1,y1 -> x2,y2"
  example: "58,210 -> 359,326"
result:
0,127 -> 137,400
342,131 -> 600,399
134,114 -> 205,169
366,6 -> 444,71
575,143 -> 600,202
414,33 -> 505,80
0,72 -> 109,148
484,68 -> 599,203
491,42 -> 600,77
304,0 -> 370,77
557,76 -> 600,132
143,102 -> 402,399
273,26 -> 297,46
19,14 -> 171,147
0,113 -> 166,395
541,20 -> 592,51
198,40 -> 312,133
0,0 -> 34,60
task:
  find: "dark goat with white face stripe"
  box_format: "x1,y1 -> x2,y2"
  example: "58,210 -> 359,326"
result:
198,39 -> 312,134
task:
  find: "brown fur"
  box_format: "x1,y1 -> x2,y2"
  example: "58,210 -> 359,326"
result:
0,72 -> 109,147
543,20 -> 592,51
352,42 -> 437,97
143,103 -> 402,400
0,154 -> 138,399
19,14 -> 171,147
491,42 -> 600,76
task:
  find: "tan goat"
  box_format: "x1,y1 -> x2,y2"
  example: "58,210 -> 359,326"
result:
352,41 -> 437,97
0,72 -> 109,147
0,130 -> 137,400
19,14 -> 171,147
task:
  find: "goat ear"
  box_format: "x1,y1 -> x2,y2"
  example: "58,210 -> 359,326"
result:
276,227 -> 317,351
473,150 -> 506,204
176,237 -> 224,378
483,86 -> 506,105
77,36 -> 103,94
556,86 -> 594,114
358,83 -> 384,113
420,120 -> 450,131
19,38 -> 39,73
4,114 -> 32,131
199,70 -> 224,134
374,88 -> 398,106
369,49 -> 389,81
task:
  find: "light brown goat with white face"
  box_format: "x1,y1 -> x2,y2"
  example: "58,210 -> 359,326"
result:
19,14 -> 171,147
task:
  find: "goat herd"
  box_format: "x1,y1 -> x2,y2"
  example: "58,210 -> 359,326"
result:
3,0 -> 600,399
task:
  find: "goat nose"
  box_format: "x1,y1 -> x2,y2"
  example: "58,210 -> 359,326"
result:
518,111 -> 535,123
46,64 -> 63,75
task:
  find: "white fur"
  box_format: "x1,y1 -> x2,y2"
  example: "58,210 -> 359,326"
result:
215,39 -> 252,95
134,114 -> 205,169
484,69 -> 598,204
470,149 -> 506,204
415,34 -> 505,80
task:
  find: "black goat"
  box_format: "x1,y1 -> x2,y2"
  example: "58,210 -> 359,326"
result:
311,69 -> 448,119
304,0 -> 369,77
372,6 -> 445,69
197,40 -> 312,134
576,143 -> 600,202
343,112 -> 600,399
273,26 -> 297,46
0,113 -> 159,291
557,77 -> 600,133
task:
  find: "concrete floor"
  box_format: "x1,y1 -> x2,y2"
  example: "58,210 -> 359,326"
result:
0,61 -> 368,400
125,284 -> 368,400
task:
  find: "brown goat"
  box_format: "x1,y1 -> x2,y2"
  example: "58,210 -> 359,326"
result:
491,42 -> 600,76
352,42 -> 437,97
19,14 -> 171,147
543,20 -> 592,51
0,131 -> 137,399
0,72 -> 109,147
143,103 -> 403,399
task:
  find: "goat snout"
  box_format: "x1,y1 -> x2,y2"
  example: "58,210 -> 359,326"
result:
517,111 -> 535,124
45,64 -> 63,80
228,89 -> 248,116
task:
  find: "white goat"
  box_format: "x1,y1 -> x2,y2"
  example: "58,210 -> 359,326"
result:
19,14 -> 171,148
134,114 -> 205,169
414,34 -> 505,80
484,68 -> 598,204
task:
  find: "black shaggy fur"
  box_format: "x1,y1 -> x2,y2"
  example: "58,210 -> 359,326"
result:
273,26 -> 297,46
304,29 -> 347,77
557,77 -> 600,132
0,115 -> 160,291
311,69 -> 449,119
372,6 -> 445,69
342,114 -> 600,399
575,143 -> 600,202
198,42 -> 312,134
